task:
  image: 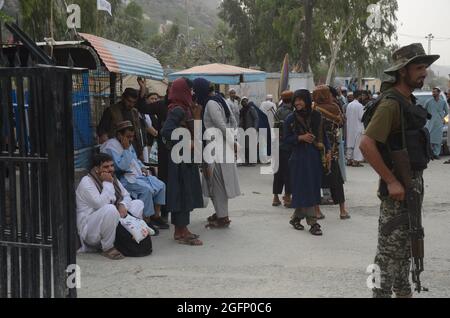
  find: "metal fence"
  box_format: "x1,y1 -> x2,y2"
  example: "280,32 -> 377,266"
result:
0,66 -> 82,298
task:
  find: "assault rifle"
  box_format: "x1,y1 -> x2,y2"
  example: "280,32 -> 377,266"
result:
389,149 -> 429,293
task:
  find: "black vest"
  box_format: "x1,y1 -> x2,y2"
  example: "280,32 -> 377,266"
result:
378,90 -> 432,196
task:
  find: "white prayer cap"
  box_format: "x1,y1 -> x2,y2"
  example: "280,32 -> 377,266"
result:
241,96 -> 249,101
433,87 -> 441,92
266,94 -> 273,100
347,92 -> 354,96
341,86 -> 348,91
229,88 -> 237,94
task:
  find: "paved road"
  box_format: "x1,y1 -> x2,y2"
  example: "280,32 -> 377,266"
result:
77,159 -> 450,298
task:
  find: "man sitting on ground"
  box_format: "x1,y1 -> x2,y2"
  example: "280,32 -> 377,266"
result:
101,121 -> 168,232
76,153 -> 145,260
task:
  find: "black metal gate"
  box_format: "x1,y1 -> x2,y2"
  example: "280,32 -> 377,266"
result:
0,66 -> 81,298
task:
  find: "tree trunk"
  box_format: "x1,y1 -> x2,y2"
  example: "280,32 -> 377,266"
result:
358,68 -> 363,90
325,21 -> 352,85
326,46 -> 338,85
300,0 -> 314,73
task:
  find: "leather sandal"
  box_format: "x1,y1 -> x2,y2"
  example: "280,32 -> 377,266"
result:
283,196 -> 292,208
102,248 -> 125,260
206,217 -> 231,229
317,213 -> 326,220
272,198 -> 282,207
175,237 -> 203,246
290,218 -> 305,231
310,224 -> 323,236
340,214 -> 351,220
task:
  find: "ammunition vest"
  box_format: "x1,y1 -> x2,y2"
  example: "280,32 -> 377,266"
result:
377,90 -> 432,196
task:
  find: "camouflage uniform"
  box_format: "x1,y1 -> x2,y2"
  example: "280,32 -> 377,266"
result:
366,43 -> 439,298
373,173 -> 424,298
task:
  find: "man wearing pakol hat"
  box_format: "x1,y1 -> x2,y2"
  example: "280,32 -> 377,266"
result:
360,43 -> 439,298
424,87 -> 449,159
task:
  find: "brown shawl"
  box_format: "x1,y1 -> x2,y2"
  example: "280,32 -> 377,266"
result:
312,85 -> 344,126
88,169 -> 124,207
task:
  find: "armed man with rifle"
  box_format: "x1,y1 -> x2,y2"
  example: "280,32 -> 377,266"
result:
360,43 -> 439,298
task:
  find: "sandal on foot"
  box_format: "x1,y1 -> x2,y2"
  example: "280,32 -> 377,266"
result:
310,224 -> 323,236
150,217 -> 170,230
317,213 -> 326,220
340,214 -> 351,220
272,199 -> 282,207
175,237 -> 203,246
185,233 -> 200,240
282,196 -> 292,208
289,218 -> 305,231
207,214 -> 218,223
102,248 -> 125,260
206,217 -> 231,229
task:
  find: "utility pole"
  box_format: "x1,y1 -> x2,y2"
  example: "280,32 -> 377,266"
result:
425,33 -> 434,55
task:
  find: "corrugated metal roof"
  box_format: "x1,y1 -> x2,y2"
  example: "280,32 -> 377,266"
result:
168,63 -> 266,84
79,33 -> 164,80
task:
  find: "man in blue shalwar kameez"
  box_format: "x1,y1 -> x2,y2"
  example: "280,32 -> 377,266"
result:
424,87 -> 449,159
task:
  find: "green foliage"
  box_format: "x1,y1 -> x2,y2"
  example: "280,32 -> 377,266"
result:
219,0 -> 256,67
19,0 -> 66,40
17,0 -> 145,46
219,0 -> 399,81
0,11 -> 14,23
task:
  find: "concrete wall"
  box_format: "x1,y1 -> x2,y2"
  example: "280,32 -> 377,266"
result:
266,73 -> 315,102
229,82 -> 267,106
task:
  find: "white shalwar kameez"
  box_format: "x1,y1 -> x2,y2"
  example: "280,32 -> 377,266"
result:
76,176 -> 144,252
345,100 -> 365,162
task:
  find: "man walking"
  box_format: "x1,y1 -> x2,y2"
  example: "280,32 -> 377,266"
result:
360,43 -> 439,298
424,87 -> 448,159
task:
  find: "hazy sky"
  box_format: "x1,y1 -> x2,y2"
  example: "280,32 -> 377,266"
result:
397,0 -> 450,66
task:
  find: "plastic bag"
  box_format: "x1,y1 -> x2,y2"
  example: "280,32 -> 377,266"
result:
119,214 -> 155,244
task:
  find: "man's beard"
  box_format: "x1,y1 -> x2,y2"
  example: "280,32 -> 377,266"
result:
406,76 -> 425,90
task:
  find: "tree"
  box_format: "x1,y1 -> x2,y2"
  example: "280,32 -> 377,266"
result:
299,0 -> 313,72
18,0 -> 66,41
219,0 -> 256,67
315,0 -> 398,84
17,0 -> 147,48
218,0 -> 398,83
335,0 -> 398,86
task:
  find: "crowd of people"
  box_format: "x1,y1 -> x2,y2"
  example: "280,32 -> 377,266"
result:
76,62 -> 450,260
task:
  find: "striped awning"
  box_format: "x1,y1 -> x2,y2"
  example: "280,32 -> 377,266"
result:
79,33 -> 164,80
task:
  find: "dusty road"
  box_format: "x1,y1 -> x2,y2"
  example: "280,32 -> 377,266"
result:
77,159 -> 450,298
